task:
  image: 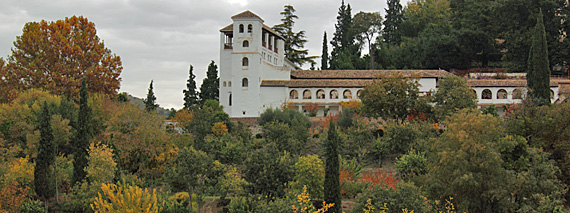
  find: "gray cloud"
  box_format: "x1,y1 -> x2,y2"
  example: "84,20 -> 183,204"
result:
1,0 -> 398,109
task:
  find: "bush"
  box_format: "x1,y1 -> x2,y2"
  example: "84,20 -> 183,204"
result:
353,182 -> 429,213
19,199 -> 45,213
395,150 -> 428,180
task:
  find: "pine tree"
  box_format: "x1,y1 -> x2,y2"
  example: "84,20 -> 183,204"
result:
324,119 -> 341,213
330,1 -> 357,69
527,9 -> 551,106
34,102 -> 55,199
144,80 -> 158,112
72,78 -> 91,185
383,0 -> 404,46
183,65 -> 200,109
273,5 -> 315,66
321,31 -> 329,70
199,61 -> 219,103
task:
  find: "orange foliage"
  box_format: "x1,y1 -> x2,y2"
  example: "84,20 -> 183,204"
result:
0,182 -> 29,212
339,168 -> 355,195
358,169 -> 398,190
319,115 -> 339,129
305,103 -> 319,112
172,109 -> 193,131
212,122 -> 229,136
340,100 -> 362,111
6,16 -> 122,100
281,102 -> 296,110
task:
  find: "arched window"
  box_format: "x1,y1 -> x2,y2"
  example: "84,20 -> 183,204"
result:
242,57 -> 249,66
551,89 -> 555,99
239,24 -> 244,33
343,89 -> 352,99
290,90 -> 298,99
357,89 -> 363,99
223,81 -> 226,87
497,89 -> 507,99
513,89 -> 522,99
247,24 -> 252,33
303,90 -> 312,99
228,81 -> 231,87
330,90 -> 339,99
316,89 -> 325,99
243,40 -> 249,47
229,94 -> 232,106
242,78 -> 248,87
482,89 -> 492,99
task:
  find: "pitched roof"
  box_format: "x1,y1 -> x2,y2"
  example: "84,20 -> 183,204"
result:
231,10 -> 264,22
262,79 -> 374,87
467,79 -> 559,87
290,70 -> 452,79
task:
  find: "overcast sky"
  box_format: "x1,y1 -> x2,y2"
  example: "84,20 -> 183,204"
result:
0,0 -> 405,109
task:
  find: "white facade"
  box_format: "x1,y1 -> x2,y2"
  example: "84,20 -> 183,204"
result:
219,11 -> 563,118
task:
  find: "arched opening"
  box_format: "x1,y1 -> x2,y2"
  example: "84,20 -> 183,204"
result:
247,24 -> 252,33
513,89 -> 522,99
228,81 -> 231,87
242,78 -> 248,87
316,89 -> 325,99
290,90 -> 298,99
242,40 -> 249,47
482,89 -> 492,99
303,90 -> 311,99
343,89 -> 352,99
239,24 -> 244,33
242,57 -> 249,66
330,90 -> 339,99
223,81 -> 226,87
471,89 -> 477,98
551,89 -> 555,99
497,89 -> 507,99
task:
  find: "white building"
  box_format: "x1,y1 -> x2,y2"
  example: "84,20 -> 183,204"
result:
219,11 -> 566,118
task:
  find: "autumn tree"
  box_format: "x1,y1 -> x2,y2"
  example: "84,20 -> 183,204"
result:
91,183 -> 162,212
85,142 -> 117,184
199,61 -> 219,103
183,65 -> 199,109
5,16 -> 122,100
72,78 -> 91,186
323,120 -> 341,213
433,75 -> 477,120
321,32 -> 329,70
352,12 -> 382,69
144,80 -> 158,112
273,5 -> 315,66
383,0 -> 404,46
527,10 -> 551,105
360,74 -> 428,123
292,154 -> 324,199
34,102 -> 55,199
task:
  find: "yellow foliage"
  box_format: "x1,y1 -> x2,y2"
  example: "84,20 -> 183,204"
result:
2,157 -> 34,189
212,122 -> 228,136
364,199 -> 375,213
339,100 -> 362,111
91,183 -> 163,213
292,185 -> 335,213
86,142 -> 117,183
172,109 -> 193,127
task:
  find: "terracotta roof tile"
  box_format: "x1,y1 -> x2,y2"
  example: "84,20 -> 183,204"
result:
467,79 -> 558,87
231,10 -> 264,21
262,79 -> 374,87
220,24 -> 233,32
290,70 -> 451,79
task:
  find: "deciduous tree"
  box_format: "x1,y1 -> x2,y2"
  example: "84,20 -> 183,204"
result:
6,16 -> 122,100
433,75 -> 477,120
352,12 -> 383,69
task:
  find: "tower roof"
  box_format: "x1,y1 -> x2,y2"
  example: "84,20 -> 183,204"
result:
231,10 -> 264,22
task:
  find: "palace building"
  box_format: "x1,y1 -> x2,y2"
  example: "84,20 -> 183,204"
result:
219,10 -> 568,118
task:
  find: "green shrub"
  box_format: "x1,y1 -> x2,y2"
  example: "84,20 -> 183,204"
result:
395,150 -> 428,180
352,182 -> 429,213
19,199 -> 45,213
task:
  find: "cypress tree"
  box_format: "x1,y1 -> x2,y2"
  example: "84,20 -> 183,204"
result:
34,102 -> 55,199
321,31 -> 329,70
527,9 -> 551,106
199,61 -> 219,103
183,65 -> 200,109
72,78 -> 90,185
383,0 -> 404,46
324,119 -> 341,213
330,0 -> 354,69
144,80 -> 158,112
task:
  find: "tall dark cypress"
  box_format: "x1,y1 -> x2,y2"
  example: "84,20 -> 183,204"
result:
330,0 -> 354,69
321,31 -> 329,70
72,78 -> 90,185
35,102 -> 55,198
383,0 -> 404,46
527,9 -> 551,105
183,65 -> 200,109
199,61 -> 219,102
144,80 -> 158,112
324,119 -> 341,213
